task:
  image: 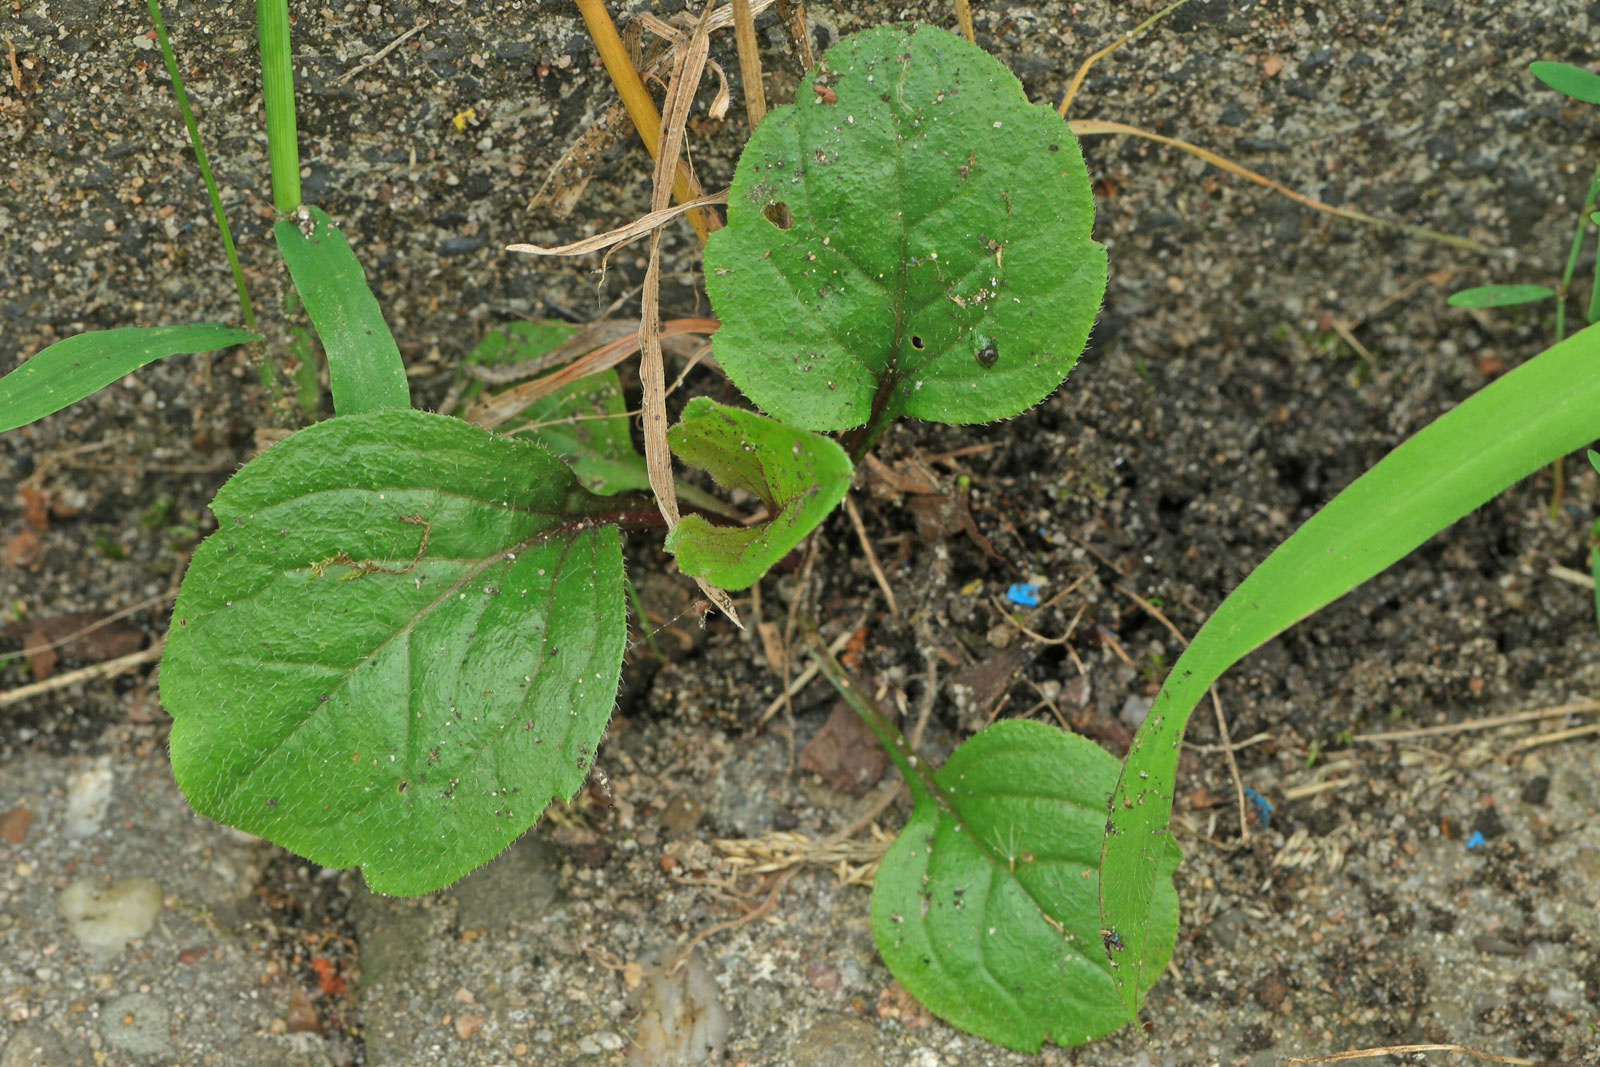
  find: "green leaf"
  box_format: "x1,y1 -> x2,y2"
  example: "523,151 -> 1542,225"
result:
1101,321 -> 1600,1019
160,409 -> 630,895
873,720 -> 1179,1051
275,206 -> 410,414
1446,284 -> 1555,309
1530,61 -> 1600,105
457,322 -> 649,497
664,398 -> 851,589
0,323 -> 257,434
704,24 -> 1105,436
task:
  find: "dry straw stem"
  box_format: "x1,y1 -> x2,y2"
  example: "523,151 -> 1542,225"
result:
572,0 -> 716,242
1057,0 -> 1193,116
841,493 -> 898,616
1069,119 -> 1492,254
0,644 -> 164,709
507,189 -> 728,259
464,317 -> 718,430
1286,1043 -> 1583,1067
639,0 -> 739,625
953,0 -> 975,44
1351,699 -> 1600,744
731,0 -> 768,128
773,0 -> 814,69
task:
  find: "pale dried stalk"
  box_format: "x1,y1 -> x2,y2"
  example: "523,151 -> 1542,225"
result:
1286,1043 -> 1581,1067
507,190 -> 728,258
732,0 -> 768,128
465,317 -> 717,430
640,0 -> 739,625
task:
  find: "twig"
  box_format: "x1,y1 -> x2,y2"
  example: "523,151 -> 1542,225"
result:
1351,699 -> 1600,743
758,621 -> 858,725
662,867 -> 797,976
0,643 -> 164,709
507,190 -> 727,259
1281,776 -> 1358,801
731,0 -> 767,129
337,20 -> 427,85
1057,0 -> 1191,116
953,0 -> 975,43
5,593 -> 171,658
1068,119 -> 1495,254
772,0 -> 814,70
1286,1043 -> 1582,1066
841,494 -> 897,617
1506,722 -> 1600,753
1547,562 -> 1595,589
572,0 -> 715,242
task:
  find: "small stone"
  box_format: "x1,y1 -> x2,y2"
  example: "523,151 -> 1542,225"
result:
453,1013 -> 485,1040
0,806 -> 33,845
64,756 -> 115,838
1120,695 -> 1154,729
285,989 -> 321,1034
58,877 -> 163,961
791,1014 -> 881,1067
1520,775 -> 1550,805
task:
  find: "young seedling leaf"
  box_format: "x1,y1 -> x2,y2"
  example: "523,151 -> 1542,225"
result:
704,24 -> 1105,436
457,322 -> 649,497
1530,60 -> 1600,105
1101,321 -> 1600,1020
275,205 -> 410,414
873,719 -> 1179,1051
161,409 -> 630,895
0,323 -> 257,434
664,398 -> 851,589
1446,284 -> 1555,309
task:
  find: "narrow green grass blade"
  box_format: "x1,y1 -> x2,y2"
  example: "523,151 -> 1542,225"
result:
1100,321 -> 1600,1020
1446,284 -> 1554,309
146,0 -> 254,330
274,206 -> 410,414
1530,61 -> 1600,106
0,323 -> 258,433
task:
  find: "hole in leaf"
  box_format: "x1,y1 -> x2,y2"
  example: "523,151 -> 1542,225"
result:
762,201 -> 794,230
910,335 -> 925,350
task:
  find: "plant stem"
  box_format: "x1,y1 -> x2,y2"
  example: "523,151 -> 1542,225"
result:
146,0 -> 255,331
807,629 -> 942,809
1547,161 -> 1600,517
1554,163 -> 1600,343
256,0 -> 300,214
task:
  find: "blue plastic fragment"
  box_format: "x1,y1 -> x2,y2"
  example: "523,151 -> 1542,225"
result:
1466,830 -> 1485,849
1243,785 -> 1273,828
1006,583 -> 1040,607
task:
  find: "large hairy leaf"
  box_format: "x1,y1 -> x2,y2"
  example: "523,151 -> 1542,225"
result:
1102,322 -> 1600,1018
873,720 -> 1178,1050
161,410 -> 629,894
704,24 -> 1105,436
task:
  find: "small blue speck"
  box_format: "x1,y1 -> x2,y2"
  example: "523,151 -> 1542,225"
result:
1243,786 -> 1273,828
1006,583 -> 1040,607
1465,830 -> 1485,850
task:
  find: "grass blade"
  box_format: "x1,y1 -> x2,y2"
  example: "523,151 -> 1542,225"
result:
1100,321 -> 1600,1019
274,206 -> 410,414
1446,284 -> 1555,309
0,324 -> 258,433
146,0 -> 254,330
1530,60 -> 1600,106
